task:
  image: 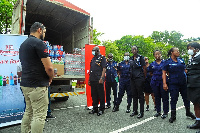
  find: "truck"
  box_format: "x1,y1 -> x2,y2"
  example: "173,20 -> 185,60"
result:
11,0 -> 90,101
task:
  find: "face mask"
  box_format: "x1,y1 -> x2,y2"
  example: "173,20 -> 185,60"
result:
124,56 -> 129,61
92,51 -> 96,55
188,49 -> 194,55
108,58 -> 113,62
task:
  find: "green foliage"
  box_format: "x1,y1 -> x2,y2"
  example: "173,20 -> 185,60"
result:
150,30 -> 188,62
0,0 -> 17,33
92,29 -> 188,64
93,28 -> 104,45
115,35 -> 158,63
102,40 -> 122,62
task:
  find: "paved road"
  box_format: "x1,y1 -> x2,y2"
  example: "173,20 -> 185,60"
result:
0,88 -> 199,133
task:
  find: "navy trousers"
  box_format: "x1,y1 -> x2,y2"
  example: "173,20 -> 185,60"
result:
151,81 -> 169,113
116,79 -> 132,106
47,87 -> 51,116
106,81 -> 118,106
168,83 -> 190,110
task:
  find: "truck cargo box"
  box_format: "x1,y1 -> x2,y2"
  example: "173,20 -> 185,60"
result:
12,0 -> 90,53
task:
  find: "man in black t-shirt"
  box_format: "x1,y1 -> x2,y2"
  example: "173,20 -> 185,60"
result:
19,22 -> 54,133
88,46 -> 106,116
129,46 -> 147,119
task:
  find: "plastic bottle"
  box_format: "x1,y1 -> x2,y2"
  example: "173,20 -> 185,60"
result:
6,76 -> 9,84
0,75 -> 2,86
50,50 -> 54,57
60,46 -> 63,51
14,75 -> 17,85
10,72 -> 14,85
53,45 -> 57,51
49,45 -> 52,50
3,76 -> 6,86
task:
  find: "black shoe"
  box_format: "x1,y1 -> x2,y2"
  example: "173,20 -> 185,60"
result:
161,113 -> 168,119
137,112 -> 144,119
89,109 -> 98,114
105,105 -> 111,109
130,111 -> 138,117
46,114 -> 56,119
187,120 -> 200,129
146,105 -> 149,111
154,106 -> 157,111
154,112 -> 161,117
97,110 -> 104,116
186,107 -> 196,119
169,110 -> 176,123
112,105 -> 119,112
126,105 -> 131,113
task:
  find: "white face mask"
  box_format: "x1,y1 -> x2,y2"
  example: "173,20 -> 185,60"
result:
124,56 -> 130,61
188,49 -> 194,55
92,51 -> 95,55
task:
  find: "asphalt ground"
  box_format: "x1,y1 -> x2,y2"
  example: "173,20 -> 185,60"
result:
0,87 -> 199,133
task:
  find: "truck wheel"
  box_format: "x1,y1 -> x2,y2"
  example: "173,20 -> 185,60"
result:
54,96 -> 69,101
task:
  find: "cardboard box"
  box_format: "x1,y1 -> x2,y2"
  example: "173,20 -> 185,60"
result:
53,64 -> 64,76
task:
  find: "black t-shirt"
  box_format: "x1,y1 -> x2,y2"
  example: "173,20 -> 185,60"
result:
130,54 -> 146,79
89,54 -> 106,81
19,35 -> 49,87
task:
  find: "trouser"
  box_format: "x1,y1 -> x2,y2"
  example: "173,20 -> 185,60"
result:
90,81 -> 105,111
47,87 -> 51,116
151,81 -> 169,113
169,83 -> 190,110
106,81 -> 118,106
21,86 -> 48,133
116,79 -> 132,106
131,78 -> 144,113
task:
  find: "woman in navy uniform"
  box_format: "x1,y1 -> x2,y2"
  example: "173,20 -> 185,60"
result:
88,46 -> 106,116
105,53 -> 118,109
149,50 -> 169,119
130,46 -> 146,118
144,57 -> 156,112
186,42 -> 200,130
162,47 -> 195,123
112,52 -> 132,113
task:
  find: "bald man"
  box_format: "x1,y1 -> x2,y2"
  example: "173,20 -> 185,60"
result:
88,46 -> 106,116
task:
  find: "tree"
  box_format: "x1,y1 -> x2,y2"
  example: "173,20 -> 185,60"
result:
0,0 -> 17,34
115,35 -> 157,62
102,40 -> 122,62
92,28 -> 104,45
150,30 -> 188,62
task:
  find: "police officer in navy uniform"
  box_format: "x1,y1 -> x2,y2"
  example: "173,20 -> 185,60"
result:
105,53 -> 118,109
88,46 -> 106,116
112,52 -> 132,113
162,47 -> 195,123
186,42 -> 200,130
149,50 -> 169,119
130,46 -> 146,118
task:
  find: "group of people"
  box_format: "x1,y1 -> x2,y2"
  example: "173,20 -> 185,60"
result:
19,21 -> 200,133
88,43 -> 200,131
